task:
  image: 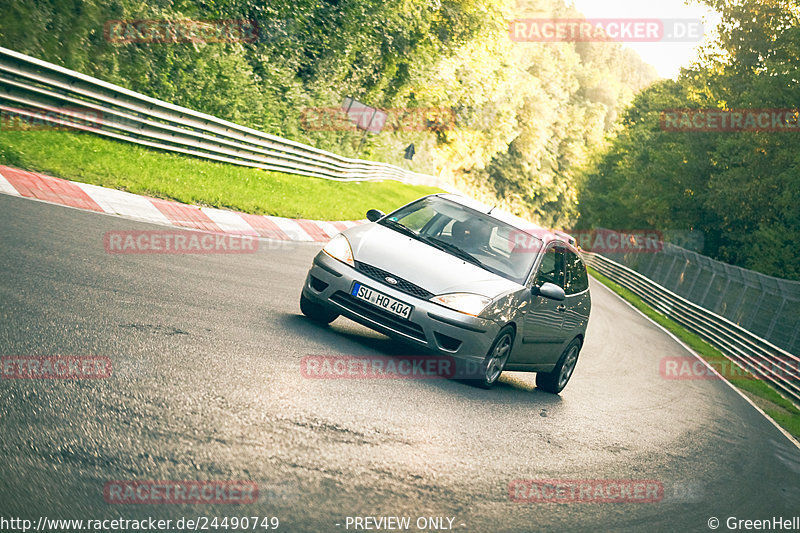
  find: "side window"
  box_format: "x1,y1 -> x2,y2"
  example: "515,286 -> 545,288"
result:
534,245 -> 565,287
564,251 -> 589,295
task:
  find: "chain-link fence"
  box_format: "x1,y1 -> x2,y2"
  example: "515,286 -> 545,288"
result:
593,230 -> 800,357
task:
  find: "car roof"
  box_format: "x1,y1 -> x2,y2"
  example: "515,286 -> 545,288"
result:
434,194 -> 577,249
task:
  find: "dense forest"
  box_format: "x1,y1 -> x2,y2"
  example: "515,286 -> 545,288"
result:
0,0 -> 655,229
0,0 -> 797,279
579,0 -> 800,280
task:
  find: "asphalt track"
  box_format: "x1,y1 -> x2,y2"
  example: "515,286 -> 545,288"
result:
1,193 -> 799,532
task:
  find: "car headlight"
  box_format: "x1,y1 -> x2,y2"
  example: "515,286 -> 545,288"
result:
323,234 -> 354,267
430,293 -> 492,317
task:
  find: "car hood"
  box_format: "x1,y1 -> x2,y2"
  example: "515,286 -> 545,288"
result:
343,223 -> 522,298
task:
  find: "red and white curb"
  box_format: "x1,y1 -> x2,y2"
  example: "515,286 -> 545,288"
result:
0,165 -> 364,242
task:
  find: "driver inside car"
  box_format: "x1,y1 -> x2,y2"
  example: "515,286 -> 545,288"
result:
451,219 -> 492,255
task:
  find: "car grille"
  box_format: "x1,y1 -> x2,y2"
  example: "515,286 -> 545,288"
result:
330,292 -> 426,343
354,261 -> 434,300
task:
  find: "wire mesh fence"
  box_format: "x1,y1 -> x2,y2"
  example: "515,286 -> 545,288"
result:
592,229 -> 800,357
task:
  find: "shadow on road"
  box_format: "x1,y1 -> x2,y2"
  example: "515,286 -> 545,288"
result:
282,312 -> 564,405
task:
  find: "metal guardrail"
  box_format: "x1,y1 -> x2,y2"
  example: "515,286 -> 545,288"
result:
583,251 -> 800,407
0,46 -> 439,186
7,47 -> 796,406
597,232 -> 800,356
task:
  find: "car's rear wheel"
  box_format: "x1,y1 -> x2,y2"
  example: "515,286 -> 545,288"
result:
536,338 -> 581,394
300,293 -> 339,324
476,326 -> 515,389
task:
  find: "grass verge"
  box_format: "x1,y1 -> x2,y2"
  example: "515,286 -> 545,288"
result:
0,130 -> 443,220
588,266 -> 800,440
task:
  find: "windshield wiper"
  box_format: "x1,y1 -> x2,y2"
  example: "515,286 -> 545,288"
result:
381,220 -> 487,270
381,219 -> 421,240
422,236 -> 486,269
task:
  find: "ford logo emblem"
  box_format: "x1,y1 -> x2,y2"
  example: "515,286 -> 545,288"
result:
385,276 -> 398,285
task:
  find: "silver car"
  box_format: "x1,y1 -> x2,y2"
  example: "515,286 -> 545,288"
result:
300,194 -> 591,392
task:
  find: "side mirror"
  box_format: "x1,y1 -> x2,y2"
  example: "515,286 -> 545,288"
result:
366,209 -> 385,222
533,282 -> 566,301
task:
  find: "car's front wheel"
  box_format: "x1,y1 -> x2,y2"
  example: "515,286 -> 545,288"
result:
300,293 -> 339,324
536,338 -> 581,394
476,325 -> 515,389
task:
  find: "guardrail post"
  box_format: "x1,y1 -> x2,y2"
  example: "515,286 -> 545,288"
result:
699,272 -> 716,307
716,278 -> 732,315
745,290 -> 767,331
643,248 -> 659,277
685,264 -> 703,296
730,282 -> 751,324
662,255 -> 679,290
790,320 -> 800,355
765,298 -> 787,339
675,258 -> 689,292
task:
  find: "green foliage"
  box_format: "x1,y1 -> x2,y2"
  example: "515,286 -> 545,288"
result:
578,0 -> 800,280
0,0 -> 655,228
435,0 -> 657,227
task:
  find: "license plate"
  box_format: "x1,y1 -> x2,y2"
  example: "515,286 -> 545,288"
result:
351,282 -> 413,320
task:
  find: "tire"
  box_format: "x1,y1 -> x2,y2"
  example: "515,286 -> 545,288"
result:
536,338 -> 581,394
300,293 -> 339,324
475,325 -> 515,389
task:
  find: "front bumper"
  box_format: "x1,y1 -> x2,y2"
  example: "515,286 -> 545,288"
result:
302,251 -> 501,363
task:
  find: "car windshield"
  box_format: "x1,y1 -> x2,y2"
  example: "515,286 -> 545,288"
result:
379,196 -> 543,284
